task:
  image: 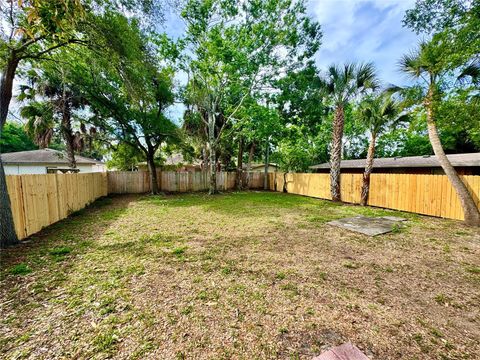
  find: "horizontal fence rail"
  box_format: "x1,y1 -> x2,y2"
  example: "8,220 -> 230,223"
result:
5,171 -> 265,240
269,172 -> 480,221
107,171 -> 265,194
7,170 -> 478,241
6,172 -> 108,240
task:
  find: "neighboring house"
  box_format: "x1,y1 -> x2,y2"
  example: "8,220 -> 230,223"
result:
310,153 -> 480,175
249,163 -> 279,173
1,149 -> 106,175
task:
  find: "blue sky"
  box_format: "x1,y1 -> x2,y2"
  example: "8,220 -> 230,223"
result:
307,0 -> 419,85
160,0 -> 420,122
161,0 -> 419,84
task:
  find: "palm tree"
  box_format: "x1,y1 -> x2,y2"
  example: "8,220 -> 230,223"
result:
20,101 -> 55,149
399,42 -> 480,226
19,68 -> 84,168
357,94 -> 408,205
319,63 -> 379,201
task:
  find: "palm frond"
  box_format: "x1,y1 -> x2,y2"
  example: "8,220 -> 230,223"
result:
458,62 -> 480,85
398,51 -> 423,78
356,62 -> 378,90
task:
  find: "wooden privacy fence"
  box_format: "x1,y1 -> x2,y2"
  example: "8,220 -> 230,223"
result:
6,172 -> 108,240
5,171 -> 264,240
107,171 -> 265,194
9,170 -> 477,241
269,172 -> 480,221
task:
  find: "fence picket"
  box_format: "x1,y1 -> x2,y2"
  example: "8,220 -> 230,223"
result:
6,171 -> 480,241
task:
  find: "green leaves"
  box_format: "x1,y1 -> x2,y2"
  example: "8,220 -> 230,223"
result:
0,122 -> 37,153
403,0 -> 480,70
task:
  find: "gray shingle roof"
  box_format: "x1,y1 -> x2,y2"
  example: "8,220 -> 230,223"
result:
310,153 -> 480,169
1,149 -> 104,165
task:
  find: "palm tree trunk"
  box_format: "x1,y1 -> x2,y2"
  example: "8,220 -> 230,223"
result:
360,132 -> 376,206
425,89 -> 480,226
0,55 -> 20,248
330,105 -> 345,201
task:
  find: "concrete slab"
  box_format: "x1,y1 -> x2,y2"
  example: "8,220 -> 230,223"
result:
312,342 -> 370,360
327,216 -> 406,236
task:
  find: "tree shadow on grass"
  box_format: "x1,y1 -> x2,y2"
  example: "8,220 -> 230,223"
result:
0,195 -> 136,276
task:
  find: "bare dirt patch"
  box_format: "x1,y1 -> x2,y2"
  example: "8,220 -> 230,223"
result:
1,192 -> 479,359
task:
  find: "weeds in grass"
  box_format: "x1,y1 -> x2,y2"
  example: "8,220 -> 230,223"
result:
9,264 -> 32,275
221,266 -> 233,275
343,261 -> 360,270
49,246 -> 72,256
434,293 -> 451,306
181,305 -> 193,315
391,224 -> 403,234
94,329 -> 119,353
280,283 -> 299,296
1,192 -> 478,359
172,246 -> 187,258
465,266 -> 480,274
49,246 -> 72,261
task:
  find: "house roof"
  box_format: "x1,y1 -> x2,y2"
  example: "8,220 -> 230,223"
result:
309,153 -> 480,170
1,149 -> 104,165
250,163 -> 278,169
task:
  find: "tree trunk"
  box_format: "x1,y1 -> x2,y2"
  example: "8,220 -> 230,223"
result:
283,172 -> 288,193
202,145 -> 208,171
425,88 -> 480,226
330,105 -> 344,201
146,152 -> 159,195
360,132 -> 376,206
246,142 -> 256,188
61,90 -> 76,168
264,140 -> 269,190
208,111 -> 217,194
236,137 -> 244,190
0,160 -> 19,248
0,55 -> 20,248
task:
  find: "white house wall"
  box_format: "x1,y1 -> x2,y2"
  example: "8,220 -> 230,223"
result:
4,163 -> 102,175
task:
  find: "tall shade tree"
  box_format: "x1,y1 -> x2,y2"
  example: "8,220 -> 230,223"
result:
318,63 -> 378,201
0,1 -> 165,247
398,41 -> 480,226
0,0 -> 86,248
404,0 -> 479,66
231,99 -> 283,189
356,94 -> 408,206
70,14 -> 179,194
181,0 -> 321,194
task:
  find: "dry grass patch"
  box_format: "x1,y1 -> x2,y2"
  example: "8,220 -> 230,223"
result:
1,192 -> 479,359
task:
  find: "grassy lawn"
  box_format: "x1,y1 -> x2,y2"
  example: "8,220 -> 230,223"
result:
1,192 -> 479,359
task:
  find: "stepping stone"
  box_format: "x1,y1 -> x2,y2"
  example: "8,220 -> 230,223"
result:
313,342 -> 369,360
327,215 -> 406,236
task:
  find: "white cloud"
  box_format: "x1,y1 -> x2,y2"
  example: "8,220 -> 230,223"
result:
308,0 -> 419,85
